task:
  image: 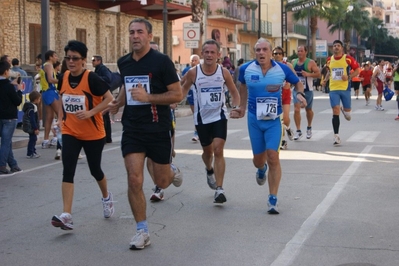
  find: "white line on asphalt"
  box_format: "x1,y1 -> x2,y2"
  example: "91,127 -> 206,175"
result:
347,131 -> 380,142
270,145 -> 373,266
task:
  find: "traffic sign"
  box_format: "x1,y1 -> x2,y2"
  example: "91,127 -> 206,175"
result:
289,0 -> 317,11
315,39 -> 327,58
185,41 -> 199,49
183,23 -> 200,41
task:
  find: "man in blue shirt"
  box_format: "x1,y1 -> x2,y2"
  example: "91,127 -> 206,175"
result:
231,38 -> 306,214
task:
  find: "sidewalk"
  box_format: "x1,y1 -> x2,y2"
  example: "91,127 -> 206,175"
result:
12,105 -> 193,149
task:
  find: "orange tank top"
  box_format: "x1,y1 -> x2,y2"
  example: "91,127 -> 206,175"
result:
60,70 -> 105,140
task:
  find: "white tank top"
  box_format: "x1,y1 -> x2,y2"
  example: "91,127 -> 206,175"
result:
192,64 -> 227,125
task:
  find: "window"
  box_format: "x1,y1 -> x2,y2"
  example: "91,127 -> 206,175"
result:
29,24 -> 41,64
242,43 -> 250,61
76,29 -> 87,44
385,15 -> 390,24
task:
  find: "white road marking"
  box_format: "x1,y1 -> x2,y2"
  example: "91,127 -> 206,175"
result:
347,131 -> 380,142
270,145 -> 373,266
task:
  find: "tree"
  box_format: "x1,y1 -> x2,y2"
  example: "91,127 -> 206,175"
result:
191,0 -> 205,55
362,17 -> 389,54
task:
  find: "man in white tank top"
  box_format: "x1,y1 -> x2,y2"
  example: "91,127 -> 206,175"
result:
181,39 -> 240,204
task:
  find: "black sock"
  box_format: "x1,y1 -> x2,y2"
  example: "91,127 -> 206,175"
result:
332,115 -> 340,134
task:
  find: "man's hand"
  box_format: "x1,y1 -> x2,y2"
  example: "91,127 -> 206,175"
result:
342,74 -> 349,81
296,93 -> 308,108
106,99 -> 120,115
230,107 -> 245,119
130,83 -> 149,102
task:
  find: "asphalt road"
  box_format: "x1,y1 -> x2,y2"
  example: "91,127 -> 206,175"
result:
1,90 -> 398,266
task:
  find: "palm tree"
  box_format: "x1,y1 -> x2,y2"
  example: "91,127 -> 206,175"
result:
191,0 -> 205,55
289,0 -> 342,60
362,17 -> 389,54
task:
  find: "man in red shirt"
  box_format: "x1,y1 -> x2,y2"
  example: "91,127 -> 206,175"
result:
358,62 -> 373,106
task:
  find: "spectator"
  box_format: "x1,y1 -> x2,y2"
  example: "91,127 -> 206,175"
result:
11,58 -> 28,77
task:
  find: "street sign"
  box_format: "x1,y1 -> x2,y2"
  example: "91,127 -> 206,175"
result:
185,41 -> 199,49
365,49 -> 370,57
315,39 -> 327,58
183,23 -> 200,41
290,0 -> 317,11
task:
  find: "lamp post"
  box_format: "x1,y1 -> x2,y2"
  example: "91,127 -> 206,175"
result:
338,5 -> 353,40
163,0 -> 168,55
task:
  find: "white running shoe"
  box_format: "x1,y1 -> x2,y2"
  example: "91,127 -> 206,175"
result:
214,187 -> 227,204
191,131 -> 199,142
102,191 -> 115,218
306,128 -> 312,139
293,131 -> 303,140
78,153 -> 83,159
379,105 -> 384,111
171,163 -> 183,187
206,168 -> 217,190
129,229 -> 151,250
280,140 -> 287,150
285,127 -> 294,141
333,134 -> 341,146
51,212 -> 73,230
50,137 -> 58,146
150,186 -> 164,202
54,149 -> 61,160
340,106 -> 351,121
42,140 -> 50,149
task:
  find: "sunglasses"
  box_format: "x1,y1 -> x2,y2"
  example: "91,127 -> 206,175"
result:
64,56 -> 84,62
273,52 -> 283,55
92,59 -> 97,62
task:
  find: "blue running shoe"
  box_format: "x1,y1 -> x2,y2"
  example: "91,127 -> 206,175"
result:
256,164 -> 267,186
267,195 -> 279,214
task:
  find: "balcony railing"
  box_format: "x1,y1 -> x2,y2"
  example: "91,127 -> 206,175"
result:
241,20 -> 272,36
208,1 -> 251,23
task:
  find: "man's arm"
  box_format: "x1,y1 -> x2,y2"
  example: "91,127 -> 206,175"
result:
222,68 -> 240,107
44,64 -> 58,84
96,66 -> 112,85
130,81 -> 183,105
302,60 -> 321,78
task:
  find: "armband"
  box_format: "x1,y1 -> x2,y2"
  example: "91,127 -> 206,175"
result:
297,91 -> 306,98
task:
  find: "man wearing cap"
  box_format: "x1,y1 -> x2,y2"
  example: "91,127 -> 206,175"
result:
323,40 -> 360,146
359,61 -> 373,106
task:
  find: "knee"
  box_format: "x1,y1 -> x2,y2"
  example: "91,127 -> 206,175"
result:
127,174 -> 143,192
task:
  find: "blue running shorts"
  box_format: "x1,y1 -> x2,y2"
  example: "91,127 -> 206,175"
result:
329,90 -> 351,109
247,112 -> 283,154
42,89 -> 59,106
293,90 -> 314,109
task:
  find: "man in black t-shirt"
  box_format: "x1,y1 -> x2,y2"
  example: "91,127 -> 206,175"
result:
108,18 -> 183,250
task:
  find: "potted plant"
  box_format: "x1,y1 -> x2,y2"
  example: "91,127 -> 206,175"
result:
237,0 -> 247,7
215,8 -> 224,15
249,1 -> 258,10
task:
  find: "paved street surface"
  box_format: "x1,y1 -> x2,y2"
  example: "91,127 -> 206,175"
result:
1,90 -> 399,266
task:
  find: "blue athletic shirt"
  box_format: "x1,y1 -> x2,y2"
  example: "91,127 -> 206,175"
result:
239,59 -> 299,119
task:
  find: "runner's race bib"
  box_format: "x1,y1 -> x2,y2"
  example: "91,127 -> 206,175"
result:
200,86 -> 223,109
332,68 -> 344,80
125,75 -> 150,106
256,97 -> 278,120
62,94 -> 86,113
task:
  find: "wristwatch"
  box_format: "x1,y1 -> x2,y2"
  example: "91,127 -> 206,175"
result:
297,91 -> 306,98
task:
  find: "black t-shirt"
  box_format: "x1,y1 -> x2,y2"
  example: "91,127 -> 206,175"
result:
57,70 -> 110,96
117,49 -> 179,132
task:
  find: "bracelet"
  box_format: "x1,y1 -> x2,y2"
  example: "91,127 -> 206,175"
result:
296,91 -> 305,98
232,106 -> 239,109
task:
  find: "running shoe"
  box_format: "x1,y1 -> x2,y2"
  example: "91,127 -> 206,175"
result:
366,101 -> 369,106
286,127 -> 294,141
171,163 -> 183,187
256,164 -> 267,186
214,187 -> 227,204
28,153 -> 41,159
340,106 -> 351,121
102,191 -> 114,218
280,140 -> 287,150
306,128 -> 312,139
395,116 -> 399,121
293,130 -> 302,140
78,153 -> 83,159
379,105 -> 384,111
41,140 -> 50,149
206,168 -> 217,190
54,149 -> 61,160
191,131 -> 199,142
333,134 -> 341,146
267,195 -> 279,214
10,166 -> 23,173
129,229 -> 151,250
51,212 -> 73,230
150,186 -> 164,202
50,137 -> 58,146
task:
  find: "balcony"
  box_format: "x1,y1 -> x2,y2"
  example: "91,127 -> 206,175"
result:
207,0 -> 256,24
240,20 -> 272,36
